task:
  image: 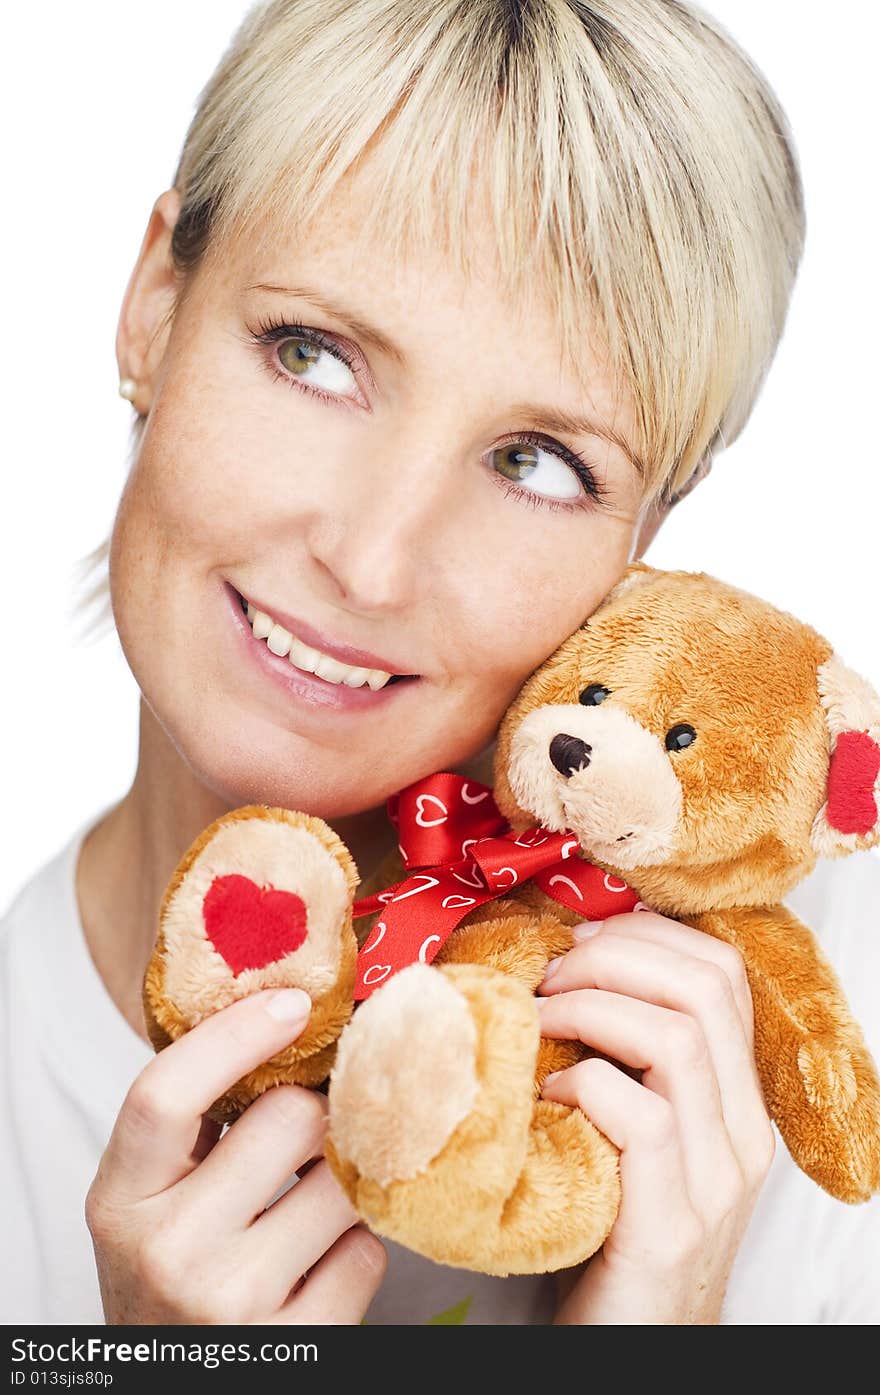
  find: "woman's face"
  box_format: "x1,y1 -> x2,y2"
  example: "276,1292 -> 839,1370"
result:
113,173 -> 650,819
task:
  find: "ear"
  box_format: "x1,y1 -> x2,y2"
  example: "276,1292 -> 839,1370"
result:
115,188 -> 182,417
592,562 -> 660,615
810,652 -> 880,856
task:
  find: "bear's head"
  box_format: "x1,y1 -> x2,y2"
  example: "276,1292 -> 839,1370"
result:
493,565 -> 880,915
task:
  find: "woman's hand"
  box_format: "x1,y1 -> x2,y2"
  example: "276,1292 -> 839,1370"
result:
537,912 -> 776,1325
85,988 -> 387,1324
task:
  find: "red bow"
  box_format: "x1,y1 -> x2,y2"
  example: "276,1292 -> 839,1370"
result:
352,773 -> 637,999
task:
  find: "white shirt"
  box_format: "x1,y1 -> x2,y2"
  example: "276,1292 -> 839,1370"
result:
1,809 -> 878,1324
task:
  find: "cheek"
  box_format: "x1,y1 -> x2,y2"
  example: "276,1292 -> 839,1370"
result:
126,383 -> 262,560
109,363 -> 330,632
124,302 -> 334,566
107,336 -> 276,689
456,513 -> 636,693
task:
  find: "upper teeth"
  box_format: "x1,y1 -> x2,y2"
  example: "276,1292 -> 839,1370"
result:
245,600 -> 397,691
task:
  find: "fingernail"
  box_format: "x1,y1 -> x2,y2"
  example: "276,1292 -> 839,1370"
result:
541,955 -> 564,983
265,988 -> 312,1024
572,919 -> 604,941
543,1071 -> 562,1090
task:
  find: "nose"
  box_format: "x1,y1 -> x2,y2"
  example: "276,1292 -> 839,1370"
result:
549,734 -> 592,777
308,442 -> 459,613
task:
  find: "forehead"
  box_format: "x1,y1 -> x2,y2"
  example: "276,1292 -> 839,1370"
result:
200,156 -> 642,492
554,577 -> 831,725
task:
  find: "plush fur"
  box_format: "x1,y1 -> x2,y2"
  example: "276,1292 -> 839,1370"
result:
143,566 -> 880,1268
143,805 -> 359,1123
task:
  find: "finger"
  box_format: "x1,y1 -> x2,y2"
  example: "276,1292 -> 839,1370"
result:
174,1085 -> 330,1229
269,1224 -> 387,1325
538,989 -> 739,1216
242,1160 -> 366,1311
538,933 -> 770,1164
542,1058 -> 697,1253
99,988 -> 312,1202
570,912 -> 755,1046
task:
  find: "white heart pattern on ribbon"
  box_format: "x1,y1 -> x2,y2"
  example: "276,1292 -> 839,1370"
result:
461,783 -> 490,805
604,873 -> 630,894
546,873 -> 584,901
362,963 -> 393,986
513,830 -> 549,848
415,794 -> 449,827
490,866 -> 518,892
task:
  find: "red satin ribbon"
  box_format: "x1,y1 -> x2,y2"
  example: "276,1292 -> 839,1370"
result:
352,772 -> 637,999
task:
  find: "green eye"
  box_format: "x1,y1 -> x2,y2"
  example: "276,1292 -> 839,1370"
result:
278,338 -> 322,376
489,437 -> 589,503
493,443 -> 540,483
579,684 -> 611,706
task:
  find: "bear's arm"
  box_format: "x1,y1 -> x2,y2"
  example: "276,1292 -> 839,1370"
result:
436,885 -> 581,989
358,848 -> 581,985
688,903 -> 880,1204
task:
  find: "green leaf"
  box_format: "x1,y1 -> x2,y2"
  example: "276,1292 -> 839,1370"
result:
425,1295 -> 473,1325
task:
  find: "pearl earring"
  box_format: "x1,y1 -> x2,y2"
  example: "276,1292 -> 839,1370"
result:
118,377 -> 138,401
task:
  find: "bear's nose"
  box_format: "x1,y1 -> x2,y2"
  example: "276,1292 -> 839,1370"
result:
549,734 -> 592,777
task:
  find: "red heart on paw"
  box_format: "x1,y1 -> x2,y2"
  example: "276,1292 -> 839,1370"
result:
203,873 -> 308,975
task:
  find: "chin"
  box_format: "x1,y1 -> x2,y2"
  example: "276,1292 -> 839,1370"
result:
154,705 -> 392,822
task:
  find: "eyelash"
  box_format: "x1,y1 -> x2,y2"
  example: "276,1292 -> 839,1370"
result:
249,315 -> 610,514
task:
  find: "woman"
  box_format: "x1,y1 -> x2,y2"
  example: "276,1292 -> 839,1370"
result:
2,0 -> 877,1325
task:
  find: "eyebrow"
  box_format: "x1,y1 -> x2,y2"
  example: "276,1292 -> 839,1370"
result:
506,404 -> 645,478
245,281 -> 406,365
245,281 -> 645,478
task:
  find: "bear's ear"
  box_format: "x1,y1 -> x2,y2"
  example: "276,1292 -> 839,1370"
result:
590,563 -> 660,618
810,652 -> 880,857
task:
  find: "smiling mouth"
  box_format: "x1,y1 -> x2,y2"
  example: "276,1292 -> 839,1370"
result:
235,589 -> 416,692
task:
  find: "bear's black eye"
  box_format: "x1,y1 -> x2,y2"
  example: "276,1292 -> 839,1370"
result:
666,723 -> 697,752
579,684 -> 611,706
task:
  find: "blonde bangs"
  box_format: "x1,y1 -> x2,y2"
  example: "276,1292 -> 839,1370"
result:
173,0 -> 804,507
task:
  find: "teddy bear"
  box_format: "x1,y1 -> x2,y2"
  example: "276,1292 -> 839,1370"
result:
143,564 -> 880,1276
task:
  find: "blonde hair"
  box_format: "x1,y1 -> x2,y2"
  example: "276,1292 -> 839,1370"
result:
78,0 -> 804,630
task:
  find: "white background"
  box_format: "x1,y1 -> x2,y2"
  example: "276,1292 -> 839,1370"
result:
2,1 -> 878,913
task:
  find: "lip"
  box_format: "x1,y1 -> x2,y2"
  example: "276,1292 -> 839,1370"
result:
223,581 -> 418,713
230,583 -> 416,676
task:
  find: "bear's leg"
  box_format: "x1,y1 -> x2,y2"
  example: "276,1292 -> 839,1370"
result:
325,961 -> 620,1274
144,805 -> 360,1121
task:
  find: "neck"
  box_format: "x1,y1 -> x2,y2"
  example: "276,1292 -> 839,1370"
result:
76,699 -> 495,1042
